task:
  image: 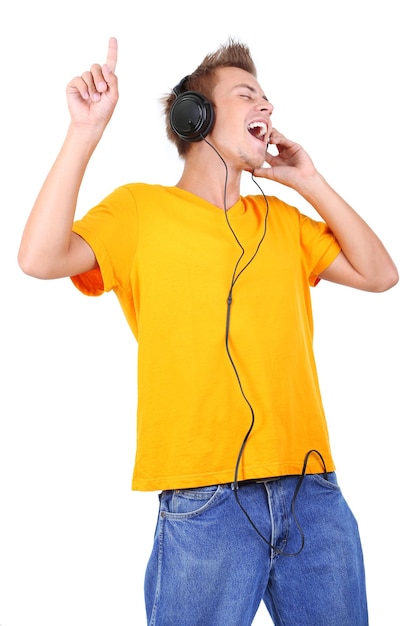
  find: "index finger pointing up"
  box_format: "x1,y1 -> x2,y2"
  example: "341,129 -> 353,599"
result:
106,37 -> 118,72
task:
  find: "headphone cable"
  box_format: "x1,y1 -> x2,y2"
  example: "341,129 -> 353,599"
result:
202,136 -> 328,557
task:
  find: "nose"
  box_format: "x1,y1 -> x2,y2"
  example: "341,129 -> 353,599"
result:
257,97 -> 274,116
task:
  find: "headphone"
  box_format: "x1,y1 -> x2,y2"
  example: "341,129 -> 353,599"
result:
170,75 -> 215,142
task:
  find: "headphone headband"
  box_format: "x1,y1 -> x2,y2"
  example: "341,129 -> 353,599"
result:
173,75 -> 190,97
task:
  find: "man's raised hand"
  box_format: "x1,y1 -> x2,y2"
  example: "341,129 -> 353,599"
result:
65,37 -> 119,131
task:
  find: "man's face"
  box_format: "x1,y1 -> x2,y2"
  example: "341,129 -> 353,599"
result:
208,66 -> 273,170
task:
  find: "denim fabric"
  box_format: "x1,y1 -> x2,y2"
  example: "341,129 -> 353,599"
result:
144,473 -> 368,625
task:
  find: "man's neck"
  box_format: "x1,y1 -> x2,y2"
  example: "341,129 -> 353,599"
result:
176,147 -> 242,210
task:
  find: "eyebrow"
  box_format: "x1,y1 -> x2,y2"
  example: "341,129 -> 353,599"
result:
234,83 -> 269,102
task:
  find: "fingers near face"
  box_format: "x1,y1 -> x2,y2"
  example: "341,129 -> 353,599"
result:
269,128 -> 286,145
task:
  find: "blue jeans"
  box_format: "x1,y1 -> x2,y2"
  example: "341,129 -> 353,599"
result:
144,473 -> 368,625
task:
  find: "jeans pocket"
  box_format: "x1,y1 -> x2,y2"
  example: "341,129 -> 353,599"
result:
311,471 -> 341,491
160,484 -> 222,518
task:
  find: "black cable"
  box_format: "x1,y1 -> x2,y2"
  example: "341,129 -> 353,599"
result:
202,136 -> 328,556
233,449 -> 328,557
202,138 -> 269,491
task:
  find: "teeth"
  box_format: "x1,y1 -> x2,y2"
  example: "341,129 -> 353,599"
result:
248,121 -> 267,137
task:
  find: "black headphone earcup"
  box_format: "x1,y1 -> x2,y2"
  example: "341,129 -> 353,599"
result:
170,91 -> 215,142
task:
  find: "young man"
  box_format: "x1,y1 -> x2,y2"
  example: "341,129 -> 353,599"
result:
18,37 -> 398,625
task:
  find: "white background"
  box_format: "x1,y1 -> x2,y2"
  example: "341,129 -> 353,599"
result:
1,1 -> 418,624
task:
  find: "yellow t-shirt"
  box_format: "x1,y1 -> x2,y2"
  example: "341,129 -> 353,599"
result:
72,184 -> 341,491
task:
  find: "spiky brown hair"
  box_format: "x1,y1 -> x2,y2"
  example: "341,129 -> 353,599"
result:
162,38 -> 257,157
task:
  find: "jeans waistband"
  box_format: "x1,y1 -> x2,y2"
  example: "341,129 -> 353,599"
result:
235,476 -> 283,486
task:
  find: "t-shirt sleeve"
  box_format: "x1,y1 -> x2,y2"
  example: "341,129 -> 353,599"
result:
70,185 -> 139,296
299,212 -> 341,286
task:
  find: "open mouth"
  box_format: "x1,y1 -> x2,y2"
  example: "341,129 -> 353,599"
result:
247,121 -> 268,142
